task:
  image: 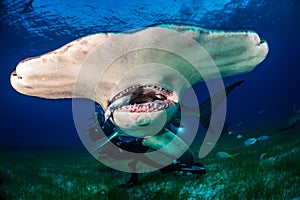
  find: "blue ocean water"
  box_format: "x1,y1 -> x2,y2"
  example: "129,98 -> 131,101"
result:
0,0 -> 299,146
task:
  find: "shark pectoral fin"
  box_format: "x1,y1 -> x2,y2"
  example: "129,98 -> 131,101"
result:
142,129 -> 189,160
199,80 -> 244,131
88,131 -> 120,153
173,80 -> 244,132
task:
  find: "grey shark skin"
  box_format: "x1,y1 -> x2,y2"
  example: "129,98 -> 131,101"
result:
10,24 -> 268,167
170,80 -> 244,132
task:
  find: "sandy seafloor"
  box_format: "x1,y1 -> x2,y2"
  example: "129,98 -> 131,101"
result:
1,123 -> 299,200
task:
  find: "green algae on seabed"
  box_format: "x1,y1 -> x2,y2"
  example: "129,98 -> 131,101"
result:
0,126 -> 299,199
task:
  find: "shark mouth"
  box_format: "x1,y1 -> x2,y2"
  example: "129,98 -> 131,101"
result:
104,85 -> 178,120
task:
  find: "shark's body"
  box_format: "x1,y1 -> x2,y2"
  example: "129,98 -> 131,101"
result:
10,24 -> 268,185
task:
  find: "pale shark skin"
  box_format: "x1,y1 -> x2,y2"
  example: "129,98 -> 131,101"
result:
10,24 -> 268,163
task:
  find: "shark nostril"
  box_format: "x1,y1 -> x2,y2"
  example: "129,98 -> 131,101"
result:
12,72 -> 23,79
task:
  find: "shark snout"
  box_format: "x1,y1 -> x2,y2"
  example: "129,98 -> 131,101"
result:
10,70 -> 35,95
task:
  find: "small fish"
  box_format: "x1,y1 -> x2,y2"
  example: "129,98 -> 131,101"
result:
216,151 -> 239,159
244,138 -> 257,146
237,134 -> 243,139
257,135 -> 270,141
228,131 -> 233,135
259,151 -> 269,160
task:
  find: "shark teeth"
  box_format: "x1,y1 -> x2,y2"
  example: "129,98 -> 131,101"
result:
110,85 -> 141,103
116,102 -> 169,113
104,84 -> 178,121
109,84 -> 173,104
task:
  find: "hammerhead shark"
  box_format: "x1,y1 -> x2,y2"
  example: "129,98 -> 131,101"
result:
10,24 -> 268,186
